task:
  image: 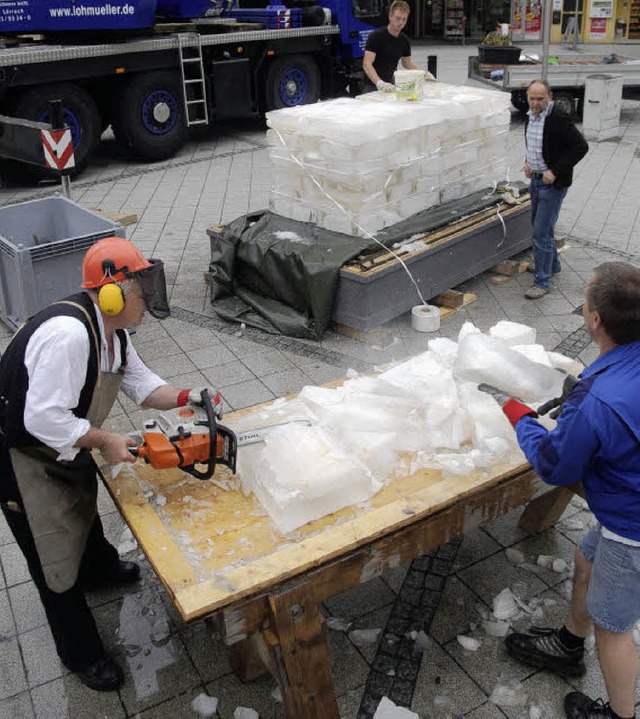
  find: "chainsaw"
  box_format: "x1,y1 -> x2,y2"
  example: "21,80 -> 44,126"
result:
130,389 -> 309,480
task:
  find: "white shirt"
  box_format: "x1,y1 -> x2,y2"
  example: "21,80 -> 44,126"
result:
23,305 -> 166,461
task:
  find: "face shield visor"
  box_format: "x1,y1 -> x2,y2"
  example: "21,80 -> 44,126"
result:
130,259 -> 170,320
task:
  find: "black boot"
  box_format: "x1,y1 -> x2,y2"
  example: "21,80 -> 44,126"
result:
76,657 -> 124,692
505,626 -> 586,677
82,560 -> 140,590
564,692 -> 619,718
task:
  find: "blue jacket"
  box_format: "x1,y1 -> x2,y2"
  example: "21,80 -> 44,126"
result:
515,341 -> 640,541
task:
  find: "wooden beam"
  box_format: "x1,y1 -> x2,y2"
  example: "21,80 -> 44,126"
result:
518,483 -> 581,534
433,289 -> 465,309
268,586 -> 340,719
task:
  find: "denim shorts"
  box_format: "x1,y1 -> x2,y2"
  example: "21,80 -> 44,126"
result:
580,527 -> 640,633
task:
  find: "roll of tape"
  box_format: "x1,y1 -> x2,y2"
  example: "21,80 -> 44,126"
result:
411,304 -> 440,332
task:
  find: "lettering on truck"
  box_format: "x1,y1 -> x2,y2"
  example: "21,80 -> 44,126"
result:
49,4 -> 136,17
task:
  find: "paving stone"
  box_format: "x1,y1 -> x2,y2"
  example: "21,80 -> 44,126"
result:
412,638 -> 488,717
179,619 -> 231,683
118,635 -> 201,715
0,542 -> 30,587
326,578 -> 396,623
204,672 -> 285,719
8,582 -> 47,634
20,624 -> 68,688
0,691 -> 34,719
218,379 -> 275,411
30,674 -> 126,718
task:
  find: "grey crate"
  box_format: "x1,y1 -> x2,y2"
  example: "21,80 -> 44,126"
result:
332,203 -> 532,332
0,196 -> 125,329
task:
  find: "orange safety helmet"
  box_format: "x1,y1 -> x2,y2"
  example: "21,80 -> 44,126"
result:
82,237 -> 152,289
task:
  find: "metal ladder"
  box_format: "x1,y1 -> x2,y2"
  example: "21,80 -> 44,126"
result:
177,33 -> 209,127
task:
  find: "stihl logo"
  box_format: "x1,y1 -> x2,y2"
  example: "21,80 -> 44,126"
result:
40,129 -> 75,171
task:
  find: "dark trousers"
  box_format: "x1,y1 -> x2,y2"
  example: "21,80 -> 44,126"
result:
1,503 -> 118,671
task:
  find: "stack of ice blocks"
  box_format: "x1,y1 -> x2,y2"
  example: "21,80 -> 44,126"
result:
266,83 -> 512,237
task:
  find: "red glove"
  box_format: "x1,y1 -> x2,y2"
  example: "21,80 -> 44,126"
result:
478,384 -> 537,428
177,387 -> 224,418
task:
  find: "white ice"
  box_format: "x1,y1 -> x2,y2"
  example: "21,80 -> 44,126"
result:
373,696 -> 420,718
191,693 -> 219,717
227,321 -> 575,535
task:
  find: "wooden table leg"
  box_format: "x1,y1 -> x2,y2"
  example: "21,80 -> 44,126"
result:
518,483 -> 582,534
266,584 -> 340,719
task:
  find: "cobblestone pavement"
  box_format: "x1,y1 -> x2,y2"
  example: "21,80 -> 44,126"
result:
0,40 -> 639,719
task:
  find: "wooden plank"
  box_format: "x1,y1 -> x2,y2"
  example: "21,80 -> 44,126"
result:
490,259 -> 526,277
268,586 -> 340,718
219,465 -> 542,641
490,260 -> 530,285
330,323 -> 397,349
438,292 -> 476,318
102,464 -> 196,596
433,289 -> 465,309
518,483 -> 580,533
90,208 -> 139,227
342,200 -> 531,277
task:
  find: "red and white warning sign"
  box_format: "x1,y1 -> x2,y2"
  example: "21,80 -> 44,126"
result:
40,128 -> 75,171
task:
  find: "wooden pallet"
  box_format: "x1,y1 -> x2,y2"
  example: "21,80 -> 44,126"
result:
89,208 -> 139,227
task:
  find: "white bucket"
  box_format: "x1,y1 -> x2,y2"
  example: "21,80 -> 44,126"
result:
394,69 -> 424,102
411,304 -> 440,332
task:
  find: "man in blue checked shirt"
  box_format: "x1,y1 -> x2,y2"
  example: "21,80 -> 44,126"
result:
480,262 -> 640,719
524,80 -> 588,300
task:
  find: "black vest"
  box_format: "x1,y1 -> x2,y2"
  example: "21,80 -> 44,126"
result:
0,292 -> 130,450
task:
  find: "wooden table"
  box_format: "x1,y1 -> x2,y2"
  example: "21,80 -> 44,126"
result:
104,406 -> 573,719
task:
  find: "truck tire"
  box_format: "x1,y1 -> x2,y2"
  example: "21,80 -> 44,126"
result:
114,71 -> 188,161
510,90 -> 529,114
8,83 -> 100,181
265,55 -> 320,111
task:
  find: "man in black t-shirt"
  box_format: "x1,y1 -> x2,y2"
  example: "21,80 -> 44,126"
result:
363,0 -> 434,92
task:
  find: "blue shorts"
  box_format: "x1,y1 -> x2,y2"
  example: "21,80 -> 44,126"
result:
580,527 -> 640,633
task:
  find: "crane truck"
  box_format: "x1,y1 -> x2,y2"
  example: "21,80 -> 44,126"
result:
0,0 -> 387,179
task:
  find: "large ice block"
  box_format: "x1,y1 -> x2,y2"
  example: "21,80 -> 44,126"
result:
266,84 -> 511,237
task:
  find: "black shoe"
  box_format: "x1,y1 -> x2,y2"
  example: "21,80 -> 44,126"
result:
505,626 -> 586,677
83,560 -> 140,590
564,692 -> 615,718
76,657 -> 124,692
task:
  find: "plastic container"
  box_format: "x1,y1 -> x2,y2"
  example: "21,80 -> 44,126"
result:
0,197 -> 125,329
394,70 -> 424,102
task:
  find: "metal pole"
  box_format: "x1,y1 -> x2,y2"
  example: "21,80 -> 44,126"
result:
49,100 -> 72,200
572,1 -> 579,49
542,0 -> 552,81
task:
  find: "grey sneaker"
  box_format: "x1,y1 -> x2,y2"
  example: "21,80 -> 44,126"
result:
525,285 -> 550,300
505,626 -> 586,677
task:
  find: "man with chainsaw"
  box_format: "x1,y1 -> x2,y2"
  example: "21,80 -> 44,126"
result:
480,261 -> 640,719
0,236 -> 222,693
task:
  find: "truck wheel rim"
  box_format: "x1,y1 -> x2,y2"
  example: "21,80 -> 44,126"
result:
142,90 -> 178,135
279,68 -> 307,106
37,108 -> 82,147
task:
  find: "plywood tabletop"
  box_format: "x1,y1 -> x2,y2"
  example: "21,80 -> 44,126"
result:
103,402 -> 530,623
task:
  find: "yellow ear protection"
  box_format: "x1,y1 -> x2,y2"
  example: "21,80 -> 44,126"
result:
98,283 -> 125,316
97,259 -> 126,316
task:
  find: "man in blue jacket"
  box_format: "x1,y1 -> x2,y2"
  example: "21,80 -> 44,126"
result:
481,261 -> 640,719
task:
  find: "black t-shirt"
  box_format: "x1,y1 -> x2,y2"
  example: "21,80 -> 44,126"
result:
364,28 -> 411,83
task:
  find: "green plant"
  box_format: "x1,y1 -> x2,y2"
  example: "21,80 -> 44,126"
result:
482,30 -> 512,46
